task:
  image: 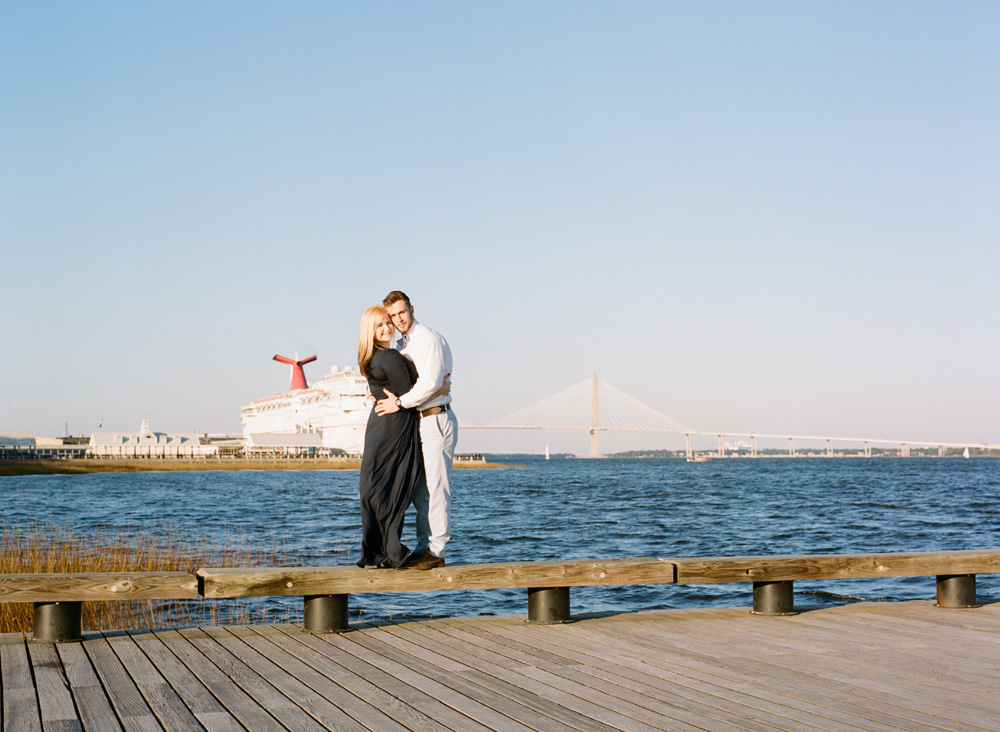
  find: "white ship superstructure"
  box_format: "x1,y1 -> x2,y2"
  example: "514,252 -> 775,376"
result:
241,358 -> 371,455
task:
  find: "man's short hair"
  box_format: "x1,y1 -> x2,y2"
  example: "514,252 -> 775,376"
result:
383,290 -> 411,309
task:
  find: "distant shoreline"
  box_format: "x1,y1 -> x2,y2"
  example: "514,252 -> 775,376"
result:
0,458 -> 516,477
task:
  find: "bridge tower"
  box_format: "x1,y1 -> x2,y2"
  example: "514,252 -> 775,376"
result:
589,372 -> 600,457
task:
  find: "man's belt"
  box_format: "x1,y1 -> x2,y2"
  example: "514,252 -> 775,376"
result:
419,404 -> 451,419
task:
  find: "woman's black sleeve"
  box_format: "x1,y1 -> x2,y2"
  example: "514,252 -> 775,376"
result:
378,350 -> 416,403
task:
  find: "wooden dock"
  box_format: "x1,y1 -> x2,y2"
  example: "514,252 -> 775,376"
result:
3,600 -> 998,731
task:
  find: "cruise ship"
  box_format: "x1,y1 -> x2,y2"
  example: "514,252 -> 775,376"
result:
240,355 -> 371,455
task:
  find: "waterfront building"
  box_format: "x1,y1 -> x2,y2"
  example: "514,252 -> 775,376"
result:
0,432 -> 89,459
88,418 -> 217,458
243,431 -> 330,458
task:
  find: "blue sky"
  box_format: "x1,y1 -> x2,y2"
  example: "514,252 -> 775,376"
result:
2,2 -> 998,453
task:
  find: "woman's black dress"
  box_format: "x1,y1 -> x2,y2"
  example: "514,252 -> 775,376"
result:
357,348 -> 425,568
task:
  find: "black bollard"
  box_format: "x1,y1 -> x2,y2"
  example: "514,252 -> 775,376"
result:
303,594 -> 350,633
751,581 -> 797,616
527,587 -> 571,624
936,574 -> 979,608
32,601 -> 83,643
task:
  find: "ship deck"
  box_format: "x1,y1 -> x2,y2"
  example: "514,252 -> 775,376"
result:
4,600 -> 999,731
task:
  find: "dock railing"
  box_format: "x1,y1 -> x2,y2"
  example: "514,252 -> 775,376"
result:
4,549 -> 998,641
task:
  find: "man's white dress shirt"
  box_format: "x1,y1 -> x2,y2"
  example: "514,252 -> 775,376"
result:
396,320 -> 453,410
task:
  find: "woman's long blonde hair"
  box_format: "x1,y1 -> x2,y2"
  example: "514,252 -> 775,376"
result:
358,305 -> 389,378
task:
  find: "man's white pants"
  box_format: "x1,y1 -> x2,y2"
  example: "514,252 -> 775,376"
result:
414,410 -> 458,558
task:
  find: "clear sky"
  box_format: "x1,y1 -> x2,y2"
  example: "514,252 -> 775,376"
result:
2,2 -> 998,454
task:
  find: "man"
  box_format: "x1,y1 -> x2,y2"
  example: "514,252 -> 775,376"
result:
375,290 -> 457,570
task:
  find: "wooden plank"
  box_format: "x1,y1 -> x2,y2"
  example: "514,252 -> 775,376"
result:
1,634 -> 37,691
700,605 -> 1000,716
326,628 -> 544,732
175,628 -> 319,730
269,624 -> 495,732
542,611 -> 965,732
741,606 -> 1000,720
815,610 -> 1000,679
358,621 -> 620,732
10,603 -> 1000,732
197,558 -> 675,598
102,630 -> 203,732
56,641 -> 125,731
302,625 -> 535,732
0,573 -> 198,602
1,633 -> 43,732
890,600 -> 1000,633
246,624 -> 458,732
432,615 -> 826,732
83,636 -> 164,732
376,618 -> 682,732
27,641 -> 81,731
37,721 -> 85,732
555,623 -> 891,732
438,616 -> 817,732
197,625 -> 375,732
172,627 -> 328,732
2,688 -> 44,732
670,549 -> 1000,584
126,629 -> 247,731
754,613 -> 1000,726
562,605 -> 1000,730
502,610 -> 952,732
230,625 -> 419,732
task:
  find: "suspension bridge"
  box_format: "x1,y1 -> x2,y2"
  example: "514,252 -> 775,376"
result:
462,374 -> 1000,458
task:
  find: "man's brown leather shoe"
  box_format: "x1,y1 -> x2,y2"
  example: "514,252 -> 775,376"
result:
407,552 -> 444,570
402,548 -> 429,567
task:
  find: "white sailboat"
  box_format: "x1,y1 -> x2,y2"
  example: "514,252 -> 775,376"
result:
963,446 -> 970,459
545,444 -> 550,460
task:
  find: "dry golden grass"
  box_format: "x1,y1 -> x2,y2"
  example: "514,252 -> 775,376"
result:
0,520 -> 325,632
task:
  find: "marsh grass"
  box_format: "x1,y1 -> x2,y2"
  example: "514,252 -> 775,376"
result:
0,520 -> 310,632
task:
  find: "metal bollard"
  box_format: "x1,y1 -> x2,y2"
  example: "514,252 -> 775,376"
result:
527,587 -> 571,624
303,594 -> 350,633
751,581 -> 797,616
936,574 -> 979,608
32,601 -> 83,643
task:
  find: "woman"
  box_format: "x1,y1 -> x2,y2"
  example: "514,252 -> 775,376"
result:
355,305 -> 425,568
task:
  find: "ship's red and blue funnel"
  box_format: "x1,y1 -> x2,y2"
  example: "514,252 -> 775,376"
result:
274,354 -> 317,391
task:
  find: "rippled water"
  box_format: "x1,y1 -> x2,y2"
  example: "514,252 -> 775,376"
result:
3,457 -> 998,621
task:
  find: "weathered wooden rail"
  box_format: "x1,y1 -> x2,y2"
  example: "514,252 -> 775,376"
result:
0,572 -> 198,642
197,558 -> 676,631
4,550 -> 998,641
198,548 -> 1000,632
669,549 -> 1000,616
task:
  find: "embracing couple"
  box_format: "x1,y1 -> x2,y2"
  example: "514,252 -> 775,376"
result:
355,290 -> 458,570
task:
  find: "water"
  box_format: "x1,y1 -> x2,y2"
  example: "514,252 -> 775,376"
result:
3,457 -> 999,621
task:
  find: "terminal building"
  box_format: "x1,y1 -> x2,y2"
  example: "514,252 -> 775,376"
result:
1,419 -> 338,461
243,431 -> 325,458
0,432 -> 89,459
88,418 -> 218,458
